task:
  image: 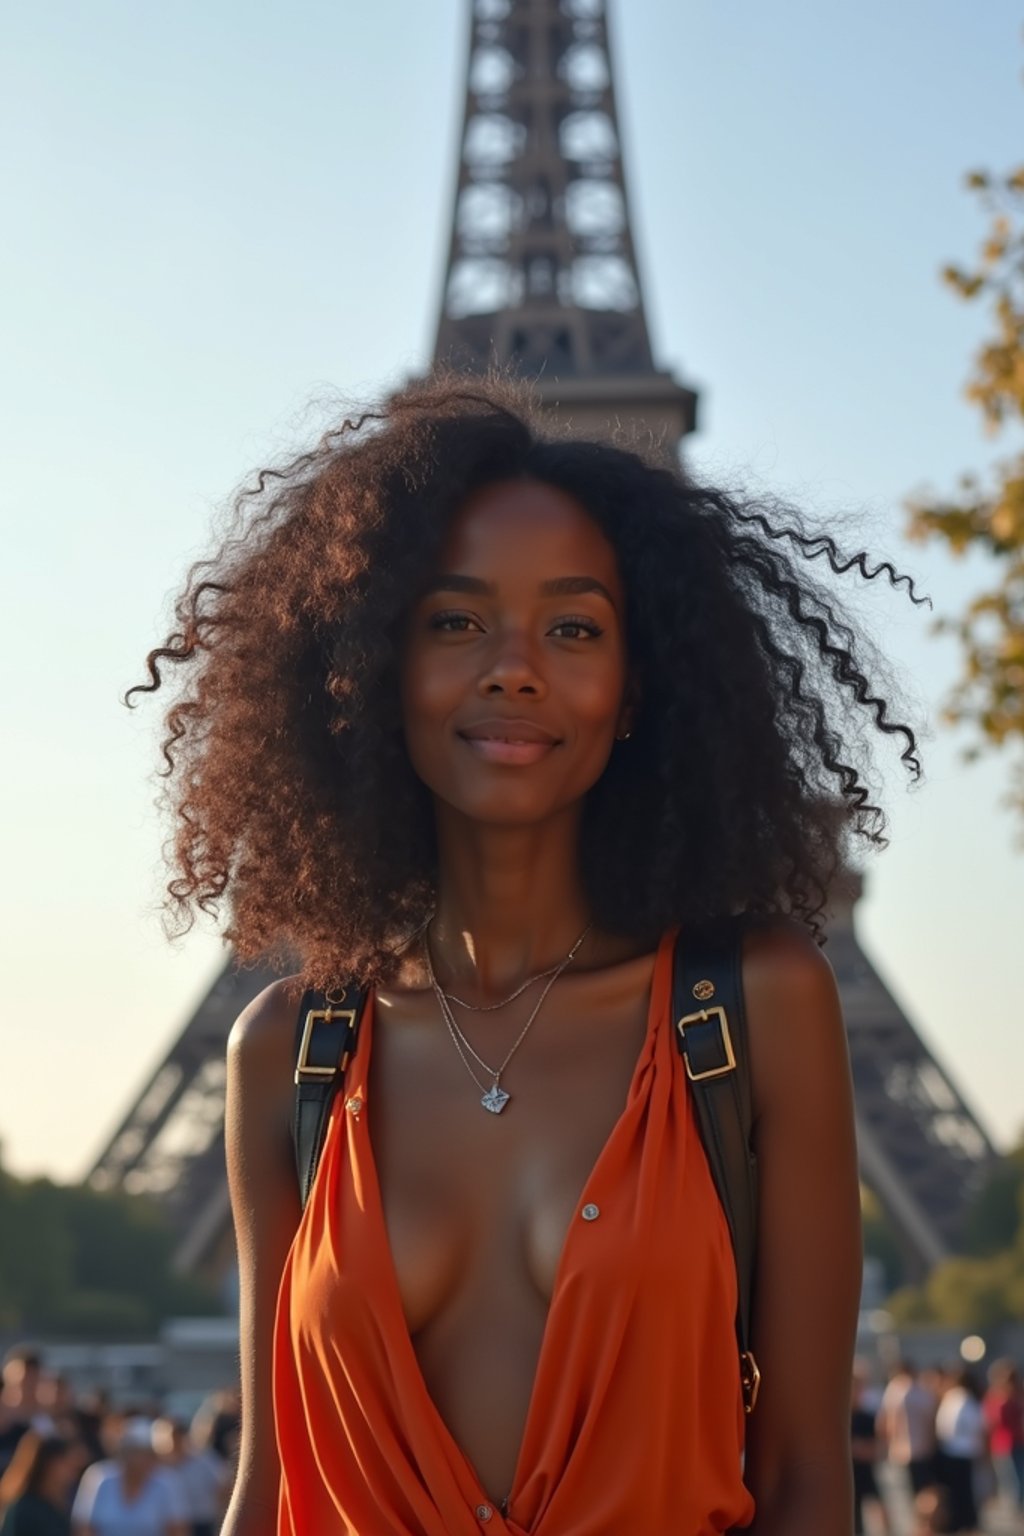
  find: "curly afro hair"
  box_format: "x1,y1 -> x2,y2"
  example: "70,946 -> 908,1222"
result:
128,371 -> 923,986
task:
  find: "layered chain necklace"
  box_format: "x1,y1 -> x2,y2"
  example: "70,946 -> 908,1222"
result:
423,919 -> 592,1114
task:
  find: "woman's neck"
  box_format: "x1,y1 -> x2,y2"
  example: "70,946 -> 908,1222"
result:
428,807 -> 594,997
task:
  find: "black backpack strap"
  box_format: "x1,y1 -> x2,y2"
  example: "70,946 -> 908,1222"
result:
292,982 -> 368,1210
672,918 -> 761,1414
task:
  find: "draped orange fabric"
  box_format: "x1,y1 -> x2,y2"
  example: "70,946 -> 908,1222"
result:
273,927 -> 755,1535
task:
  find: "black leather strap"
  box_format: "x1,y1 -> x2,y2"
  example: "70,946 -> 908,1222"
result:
292,983 -> 368,1209
672,919 -> 760,1411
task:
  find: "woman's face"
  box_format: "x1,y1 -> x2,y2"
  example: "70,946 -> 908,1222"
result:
401,477 -> 632,827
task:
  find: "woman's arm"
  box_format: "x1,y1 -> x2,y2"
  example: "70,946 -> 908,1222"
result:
220,979 -> 304,1536
739,922 -> 863,1536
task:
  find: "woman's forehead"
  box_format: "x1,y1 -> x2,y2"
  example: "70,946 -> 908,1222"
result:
441,478 -> 620,578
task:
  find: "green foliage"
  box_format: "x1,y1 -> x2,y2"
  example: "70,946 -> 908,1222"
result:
0,1146 -> 219,1337
962,1142 -> 1024,1256
886,1255 -> 1006,1329
0,1165 -> 74,1327
886,1282 -> 933,1327
906,166 -> 1024,814
51,1290 -> 153,1336
886,1137 -> 1024,1327
861,1185 -> 909,1291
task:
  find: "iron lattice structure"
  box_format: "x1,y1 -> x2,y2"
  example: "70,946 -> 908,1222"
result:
90,0 -> 998,1284
434,0 -> 697,449
89,966 -> 269,1280
825,881 -> 994,1273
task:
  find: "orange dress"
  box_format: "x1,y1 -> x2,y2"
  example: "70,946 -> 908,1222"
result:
273,927 -> 755,1535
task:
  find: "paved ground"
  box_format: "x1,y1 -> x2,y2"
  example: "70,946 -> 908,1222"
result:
873,1463 -> 1024,1534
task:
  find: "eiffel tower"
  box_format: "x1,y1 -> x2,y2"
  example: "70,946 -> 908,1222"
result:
89,0 -> 996,1285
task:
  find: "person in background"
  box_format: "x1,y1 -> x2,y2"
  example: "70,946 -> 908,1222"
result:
934,1366 -> 987,1534
34,1387 -> 72,1433
911,1484 -> 952,1534
187,1391 -> 238,1527
0,1433 -> 79,1536
203,1404 -> 239,1477
983,1357 -> 1024,1514
0,1355 -> 54,1479
920,1367 -> 946,1407
70,1419 -> 187,1536
150,1419 -> 230,1536
58,1415 -> 102,1495
851,1362 -> 890,1536
877,1359 -> 938,1498
187,1392 -> 239,1480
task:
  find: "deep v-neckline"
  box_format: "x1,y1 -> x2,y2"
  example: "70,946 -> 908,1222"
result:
350,931 -> 668,1522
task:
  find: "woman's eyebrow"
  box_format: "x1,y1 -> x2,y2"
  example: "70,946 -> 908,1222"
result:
540,576 -> 616,604
422,574 -> 616,604
421,573 -> 492,596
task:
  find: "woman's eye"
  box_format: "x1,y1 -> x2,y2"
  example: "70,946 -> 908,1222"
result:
426,611 -> 602,639
429,610 -> 478,633
551,616 -> 603,640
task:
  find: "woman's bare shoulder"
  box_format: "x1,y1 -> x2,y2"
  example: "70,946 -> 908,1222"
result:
739,917 -> 845,1121
228,975 -> 307,1088
740,915 -> 835,998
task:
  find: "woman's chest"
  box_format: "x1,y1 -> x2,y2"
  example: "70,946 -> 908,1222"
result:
363,978 -> 653,1332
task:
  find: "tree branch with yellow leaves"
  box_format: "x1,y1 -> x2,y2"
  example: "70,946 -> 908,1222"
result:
906,165 -> 1024,817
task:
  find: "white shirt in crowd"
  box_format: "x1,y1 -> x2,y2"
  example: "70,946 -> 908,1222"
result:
936,1387 -> 988,1459
71,1461 -> 188,1535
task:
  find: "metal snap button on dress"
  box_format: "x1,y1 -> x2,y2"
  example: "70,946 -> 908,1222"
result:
475,1503 -> 493,1521
581,1202 -> 600,1221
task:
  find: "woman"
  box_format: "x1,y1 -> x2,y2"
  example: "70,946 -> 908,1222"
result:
0,1434 -> 77,1536
132,375 -> 922,1534
983,1358 -> 1024,1513
934,1367 -> 988,1534
70,1419 -> 187,1536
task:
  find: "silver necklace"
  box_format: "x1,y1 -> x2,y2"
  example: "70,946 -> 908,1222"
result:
423,922 -> 592,1114
445,961 -> 561,1012
412,917 -> 563,1012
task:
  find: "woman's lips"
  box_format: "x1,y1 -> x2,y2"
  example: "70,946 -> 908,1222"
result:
457,733 -> 558,766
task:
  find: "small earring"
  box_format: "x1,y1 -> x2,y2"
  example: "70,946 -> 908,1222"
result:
616,729 -> 632,741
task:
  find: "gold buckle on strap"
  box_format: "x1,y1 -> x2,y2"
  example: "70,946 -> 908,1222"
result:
676,1004 -> 737,1082
740,1350 -> 761,1413
295,1007 -> 357,1085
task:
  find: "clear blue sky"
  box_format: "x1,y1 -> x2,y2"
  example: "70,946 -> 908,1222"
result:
1,0 -> 1022,1180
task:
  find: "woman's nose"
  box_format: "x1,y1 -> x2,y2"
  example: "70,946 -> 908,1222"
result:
476,634 -> 547,697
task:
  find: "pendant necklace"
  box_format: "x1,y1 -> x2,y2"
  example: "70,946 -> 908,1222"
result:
423,921 -> 592,1114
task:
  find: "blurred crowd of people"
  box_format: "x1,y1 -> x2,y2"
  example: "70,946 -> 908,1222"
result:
0,1347 -> 239,1536
853,1356 -> 1024,1535
3,1339 -> 1022,1534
